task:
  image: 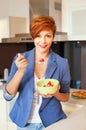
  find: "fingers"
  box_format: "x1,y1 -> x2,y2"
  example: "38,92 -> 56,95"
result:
58,84 -> 60,90
18,53 -> 25,58
17,53 -> 25,61
18,53 -> 22,58
43,94 -> 53,98
15,53 -> 28,70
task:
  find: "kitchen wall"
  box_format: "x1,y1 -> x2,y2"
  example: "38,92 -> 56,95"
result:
0,0 -> 29,18
0,0 -> 62,42
0,0 -> 29,42
0,0 -> 86,41
62,0 -> 86,40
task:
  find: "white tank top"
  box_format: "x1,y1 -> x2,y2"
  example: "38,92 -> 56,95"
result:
28,74 -> 44,123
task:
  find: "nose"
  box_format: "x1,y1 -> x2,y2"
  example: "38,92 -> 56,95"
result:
41,36 -> 46,44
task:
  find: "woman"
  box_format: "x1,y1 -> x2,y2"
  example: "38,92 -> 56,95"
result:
3,15 -> 71,130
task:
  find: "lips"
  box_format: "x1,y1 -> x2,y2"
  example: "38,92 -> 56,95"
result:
39,45 -> 47,48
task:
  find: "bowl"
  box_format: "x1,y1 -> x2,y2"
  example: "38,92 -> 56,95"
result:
36,79 -> 59,95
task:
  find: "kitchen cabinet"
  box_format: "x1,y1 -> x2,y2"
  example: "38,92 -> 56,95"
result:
0,43 -> 27,79
0,40 -> 86,89
0,87 -> 17,130
81,41 -> 86,89
0,97 -> 7,130
7,121 -> 17,130
56,40 -> 86,89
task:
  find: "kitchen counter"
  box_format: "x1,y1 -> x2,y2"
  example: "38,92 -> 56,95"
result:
44,89 -> 86,130
0,85 -> 86,130
45,107 -> 86,130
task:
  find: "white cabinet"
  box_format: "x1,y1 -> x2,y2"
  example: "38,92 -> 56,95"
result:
7,121 -> 17,130
0,89 -> 17,130
0,98 -> 7,130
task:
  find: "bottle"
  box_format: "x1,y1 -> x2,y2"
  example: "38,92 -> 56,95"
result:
4,68 -> 9,81
76,80 -> 81,89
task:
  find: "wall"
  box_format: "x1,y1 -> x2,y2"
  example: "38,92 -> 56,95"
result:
0,0 -> 62,42
0,0 -> 86,41
0,0 -> 29,42
0,0 -> 9,17
62,0 -> 86,40
0,0 -> 29,18
9,0 -> 29,32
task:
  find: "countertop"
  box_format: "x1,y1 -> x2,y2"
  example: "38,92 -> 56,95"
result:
44,89 -> 86,130
0,84 -> 86,130
44,107 -> 86,130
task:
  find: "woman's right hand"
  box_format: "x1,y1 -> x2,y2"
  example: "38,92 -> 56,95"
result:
15,53 -> 28,73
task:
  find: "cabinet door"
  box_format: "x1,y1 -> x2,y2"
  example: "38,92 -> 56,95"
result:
7,121 -> 17,130
0,98 -> 7,130
81,42 -> 86,89
6,93 -> 18,130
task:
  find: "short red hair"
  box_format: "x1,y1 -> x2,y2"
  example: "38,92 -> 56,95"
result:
30,15 -> 56,39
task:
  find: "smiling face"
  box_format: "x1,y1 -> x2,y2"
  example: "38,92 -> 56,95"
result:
30,16 -> 56,55
33,30 -> 54,54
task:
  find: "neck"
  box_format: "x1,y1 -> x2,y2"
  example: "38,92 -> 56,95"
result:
35,49 -> 49,59
35,49 -> 49,64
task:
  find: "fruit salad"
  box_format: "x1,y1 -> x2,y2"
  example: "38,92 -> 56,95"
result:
43,81 -> 54,87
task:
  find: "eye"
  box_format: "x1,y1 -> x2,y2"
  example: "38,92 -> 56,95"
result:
46,34 -> 53,38
36,34 -> 41,38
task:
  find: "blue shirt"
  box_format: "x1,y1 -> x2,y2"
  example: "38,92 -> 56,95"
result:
3,48 -> 71,127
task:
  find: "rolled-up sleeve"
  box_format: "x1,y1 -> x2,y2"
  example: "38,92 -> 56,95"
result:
3,84 -> 16,101
3,55 -> 18,101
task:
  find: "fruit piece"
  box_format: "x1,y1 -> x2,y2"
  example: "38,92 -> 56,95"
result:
47,81 -> 54,87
